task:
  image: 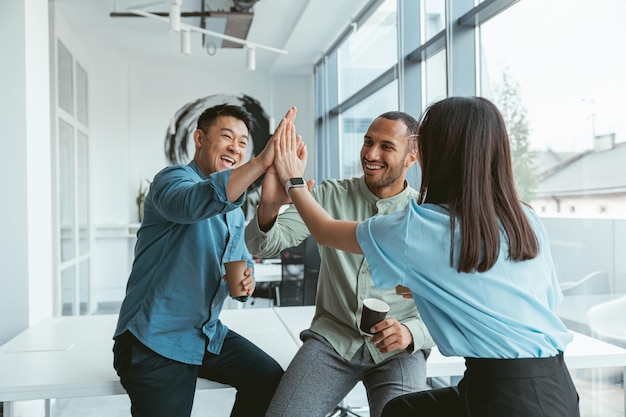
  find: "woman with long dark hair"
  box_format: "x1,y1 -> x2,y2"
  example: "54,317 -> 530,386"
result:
272,96 -> 580,416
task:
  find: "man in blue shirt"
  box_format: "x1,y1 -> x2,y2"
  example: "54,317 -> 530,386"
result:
113,104 -> 296,417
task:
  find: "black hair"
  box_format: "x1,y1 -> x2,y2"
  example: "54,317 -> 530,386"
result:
196,103 -> 254,134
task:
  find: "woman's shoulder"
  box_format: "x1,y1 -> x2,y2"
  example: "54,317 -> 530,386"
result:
520,203 -> 542,224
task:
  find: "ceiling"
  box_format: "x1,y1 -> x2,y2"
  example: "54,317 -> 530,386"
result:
55,0 -> 371,74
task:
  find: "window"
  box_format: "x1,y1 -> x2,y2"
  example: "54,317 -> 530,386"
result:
424,48 -> 446,106
57,41 -> 74,114
338,0 -> 398,102
423,0 -> 445,42
56,39 -> 91,316
479,0 -> 626,302
315,0 -> 625,413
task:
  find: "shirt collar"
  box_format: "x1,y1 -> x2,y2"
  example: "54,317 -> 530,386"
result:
357,176 -> 413,203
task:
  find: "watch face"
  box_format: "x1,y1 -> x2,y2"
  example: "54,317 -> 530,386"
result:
290,178 -> 305,186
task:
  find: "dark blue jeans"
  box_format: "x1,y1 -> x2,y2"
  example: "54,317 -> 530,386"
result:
113,330 -> 283,417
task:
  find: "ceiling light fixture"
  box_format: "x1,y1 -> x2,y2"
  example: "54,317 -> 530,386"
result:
246,46 -> 256,71
181,27 -> 191,55
169,0 -> 182,32
127,8 -> 288,60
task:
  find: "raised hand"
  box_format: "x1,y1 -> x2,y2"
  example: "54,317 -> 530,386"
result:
226,107 -> 298,204
273,121 -> 307,185
256,107 -> 297,169
260,166 -> 290,206
256,165 -> 289,232
262,137 -> 311,203
256,128 -> 313,231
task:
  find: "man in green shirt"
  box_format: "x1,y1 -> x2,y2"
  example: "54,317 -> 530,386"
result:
245,111 -> 434,417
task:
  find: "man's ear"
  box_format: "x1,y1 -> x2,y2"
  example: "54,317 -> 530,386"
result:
193,129 -> 203,148
406,149 -> 418,168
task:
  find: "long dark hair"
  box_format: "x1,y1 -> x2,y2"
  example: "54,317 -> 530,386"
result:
417,96 -> 538,273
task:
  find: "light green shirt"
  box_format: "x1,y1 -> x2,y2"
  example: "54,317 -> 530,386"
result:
245,177 -> 435,363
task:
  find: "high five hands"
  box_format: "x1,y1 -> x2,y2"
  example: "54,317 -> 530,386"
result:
256,107 -> 298,169
255,107 -> 312,232
272,117 -> 308,187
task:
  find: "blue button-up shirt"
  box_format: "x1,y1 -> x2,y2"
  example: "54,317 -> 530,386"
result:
114,161 -> 253,365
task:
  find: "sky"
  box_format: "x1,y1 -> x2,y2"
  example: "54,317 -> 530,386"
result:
480,0 -> 626,152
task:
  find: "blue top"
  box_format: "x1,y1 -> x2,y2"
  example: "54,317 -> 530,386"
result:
356,200 -> 572,359
114,161 -> 253,365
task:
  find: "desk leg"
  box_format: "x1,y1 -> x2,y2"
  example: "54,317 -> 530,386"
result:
1,400 -> 52,417
4,401 -> 14,417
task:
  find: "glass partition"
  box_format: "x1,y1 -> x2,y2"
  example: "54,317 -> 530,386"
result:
56,39 -> 91,316
479,0 -> 626,285
59,120 -> 75,262
423,0 -> 445,42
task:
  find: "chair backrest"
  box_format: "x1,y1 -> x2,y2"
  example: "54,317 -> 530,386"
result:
586,295 -> 626,346
279,235 -> 320,306
280,239 -> 305,306
302,236 -> 321,305
560,270 -> 611,296
587,295 -> 626,321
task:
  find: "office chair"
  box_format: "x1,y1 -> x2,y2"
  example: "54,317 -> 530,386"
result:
280,239 -> 306,306
279,235 -> 321,306
302,235 -> 321,305
250,280 -> 278,306
559,270 -> 611,296
587,294 -> 626,348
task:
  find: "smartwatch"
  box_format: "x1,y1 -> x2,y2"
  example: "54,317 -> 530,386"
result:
285,177 -> 306,194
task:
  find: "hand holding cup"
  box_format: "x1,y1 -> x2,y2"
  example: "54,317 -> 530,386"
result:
360,298 -> 390,336
224,260 -> 254,300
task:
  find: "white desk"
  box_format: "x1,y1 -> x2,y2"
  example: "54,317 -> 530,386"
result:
252,262 -> 282,306
3,306 -> 626,416
253,262 -> 282,283
0,308 -> 299,417
274,305 -> 626,413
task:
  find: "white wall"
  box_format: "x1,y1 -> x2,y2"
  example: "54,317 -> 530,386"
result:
0,0 -> 53,344
86,45 -> 314,225
55,15 -> 315,306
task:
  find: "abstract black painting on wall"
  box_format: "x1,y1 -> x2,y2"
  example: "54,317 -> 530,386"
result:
165,93 -> 272,191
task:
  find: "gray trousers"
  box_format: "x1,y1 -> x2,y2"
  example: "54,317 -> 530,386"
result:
266,330 -> 429,417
